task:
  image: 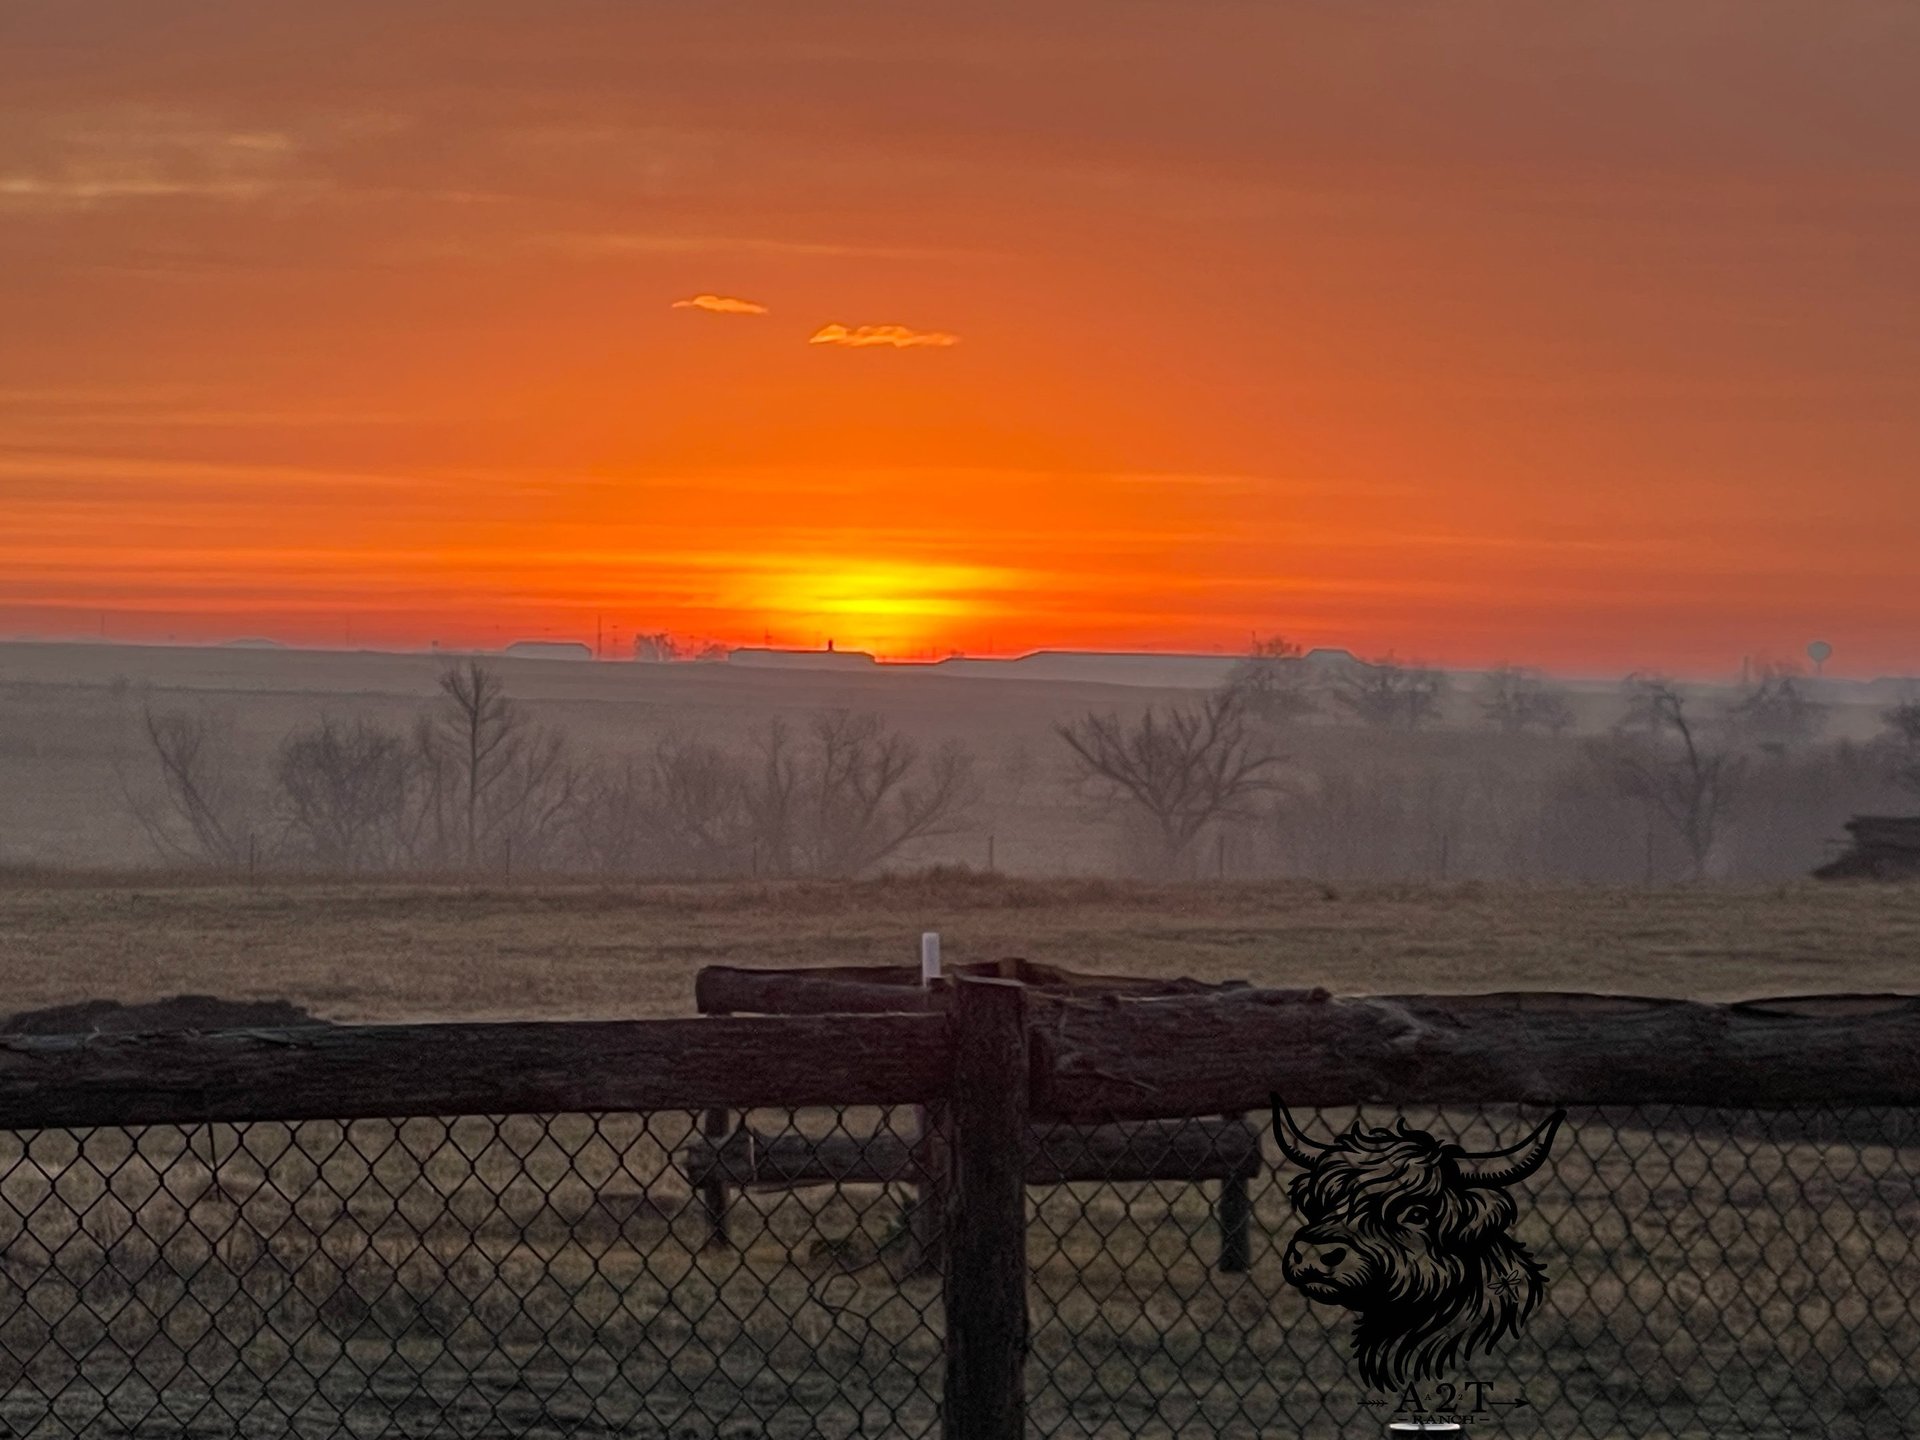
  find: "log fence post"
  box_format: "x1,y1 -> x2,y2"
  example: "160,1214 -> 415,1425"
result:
942,975 -> 1029,1440
1218,1109 -> 1252,1274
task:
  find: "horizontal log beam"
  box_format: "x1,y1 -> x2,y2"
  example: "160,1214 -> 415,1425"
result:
681,1117 -> 1262,1188
1022,1117 -> 1263,1183
694,960 -> 1246,1016
683,1131 -> 918,1187
1030,989 -> 1920,1120
6,986 -> 1915,1133
696,966 -> 941,1016
0,1014 -> 952,1130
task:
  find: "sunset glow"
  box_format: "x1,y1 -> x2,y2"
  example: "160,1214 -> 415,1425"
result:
3,5 -> 1918,674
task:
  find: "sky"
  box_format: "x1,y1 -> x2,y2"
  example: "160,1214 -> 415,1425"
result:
3,2 -> 1918,676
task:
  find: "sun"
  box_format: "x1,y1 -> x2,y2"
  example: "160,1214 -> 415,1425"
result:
742,556 -> 1008,657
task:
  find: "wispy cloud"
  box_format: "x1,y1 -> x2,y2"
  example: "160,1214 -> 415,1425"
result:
556,233 -> 981,262
671,293 -> 769,316
0,118 -> 309,212
808,323 -> 960,349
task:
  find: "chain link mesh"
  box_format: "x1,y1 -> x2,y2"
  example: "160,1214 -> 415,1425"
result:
0,1108 -> 943,1438
1027,1104 -> 1920,1438
0,1103 -> 1914,1436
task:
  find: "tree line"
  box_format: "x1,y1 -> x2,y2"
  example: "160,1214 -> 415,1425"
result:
1061,646 -> 1919,881
123,651 -> 1920,883
128,662 -> 975,878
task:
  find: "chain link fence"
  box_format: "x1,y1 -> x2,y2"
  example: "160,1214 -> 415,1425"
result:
0,1109 -> 942,1438
1027,1104 -> 1920,1439
0,1103 -> 1916,1437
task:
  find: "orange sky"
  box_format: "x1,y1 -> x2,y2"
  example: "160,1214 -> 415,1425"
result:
3,3 -> 1918,675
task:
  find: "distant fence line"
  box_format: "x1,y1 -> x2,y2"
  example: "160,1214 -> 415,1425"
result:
0,984 -> 1917,1437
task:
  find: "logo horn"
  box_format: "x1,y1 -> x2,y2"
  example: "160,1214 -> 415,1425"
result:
1455,1109 -> 1567,1188
1269,1093 -> 1336,1168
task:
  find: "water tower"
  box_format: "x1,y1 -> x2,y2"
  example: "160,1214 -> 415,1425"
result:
1807,639 -> 1833,677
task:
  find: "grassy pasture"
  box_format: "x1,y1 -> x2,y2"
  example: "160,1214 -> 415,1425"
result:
0,864 -> 1916,1434
2,872 -> 1918,1024
0,1106 -> 1912,1438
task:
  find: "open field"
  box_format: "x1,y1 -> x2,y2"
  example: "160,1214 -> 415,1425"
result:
0,640 -> 1168,874
0,1104 -> 1910,1438
2,640 -> 1911,884
1,871 -> 1916,1436
3,653 -> 1917,1436
1,873 -> 1917,1023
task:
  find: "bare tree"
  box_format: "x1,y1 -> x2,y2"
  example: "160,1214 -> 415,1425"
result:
426,662 -> 581,873
573,759 -> 652,874
275,717 -> 416,871
125,706 -> 260,866
1222,636 -> 1319,724
1724,665 -> 1825,751
1881,700 -> 1920,797
797,711 -> 976,877
1331,659 -> 1449,731
743,717 -> 803,877
572,738 -> 743,876
1056,692 -> 1280,872
435,662 -> 524,867
1595,675 -> 1747,880
632,632 -> 681,662
1476,666 -> 1574,737
573,717 -> 968,879
500,728 -> 585,873
646,735 -> 750,874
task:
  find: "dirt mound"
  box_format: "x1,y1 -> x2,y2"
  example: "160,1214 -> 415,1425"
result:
0,994 -> 328,1035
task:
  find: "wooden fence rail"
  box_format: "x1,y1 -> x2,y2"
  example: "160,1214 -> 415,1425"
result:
1030,988 -> 1920,1119
1,979 -> 1918,1439
0,1012 -> 951,1128
9,986 -> 1913,1133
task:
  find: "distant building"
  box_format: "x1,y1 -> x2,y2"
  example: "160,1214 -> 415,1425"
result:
503,640 -> 593,661
1302,647 -> 1365,672
929,651 -> 1239,688
727,646 -> 878,670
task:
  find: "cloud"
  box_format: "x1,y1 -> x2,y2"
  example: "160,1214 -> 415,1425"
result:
670,293 -> 769,315
808,323 -> 960,349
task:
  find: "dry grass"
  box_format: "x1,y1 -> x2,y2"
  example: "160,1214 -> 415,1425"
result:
1,817 -> 1917,1435
0,1106 -> 1911,1438
0,871 -> 1915,1024
0,1111 -> 945,1439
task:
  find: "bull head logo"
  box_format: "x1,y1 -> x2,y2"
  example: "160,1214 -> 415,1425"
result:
1270,1095 -> 1565,1390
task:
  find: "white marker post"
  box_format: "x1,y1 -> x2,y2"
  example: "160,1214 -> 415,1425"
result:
910,930 -> 950,1269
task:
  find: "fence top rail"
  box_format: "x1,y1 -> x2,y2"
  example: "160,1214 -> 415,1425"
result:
1,983 -> 1914,1132
1028,987 -> 1920,1119
0,1012 -> 952,1130
694,959 -> 1244,1015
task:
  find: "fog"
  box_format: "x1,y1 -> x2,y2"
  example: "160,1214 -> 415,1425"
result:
1,640 -> 1914,885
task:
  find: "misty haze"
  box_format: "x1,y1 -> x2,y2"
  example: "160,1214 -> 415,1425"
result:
3,5 -> 1919,1439
2,637 -> 1917,891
